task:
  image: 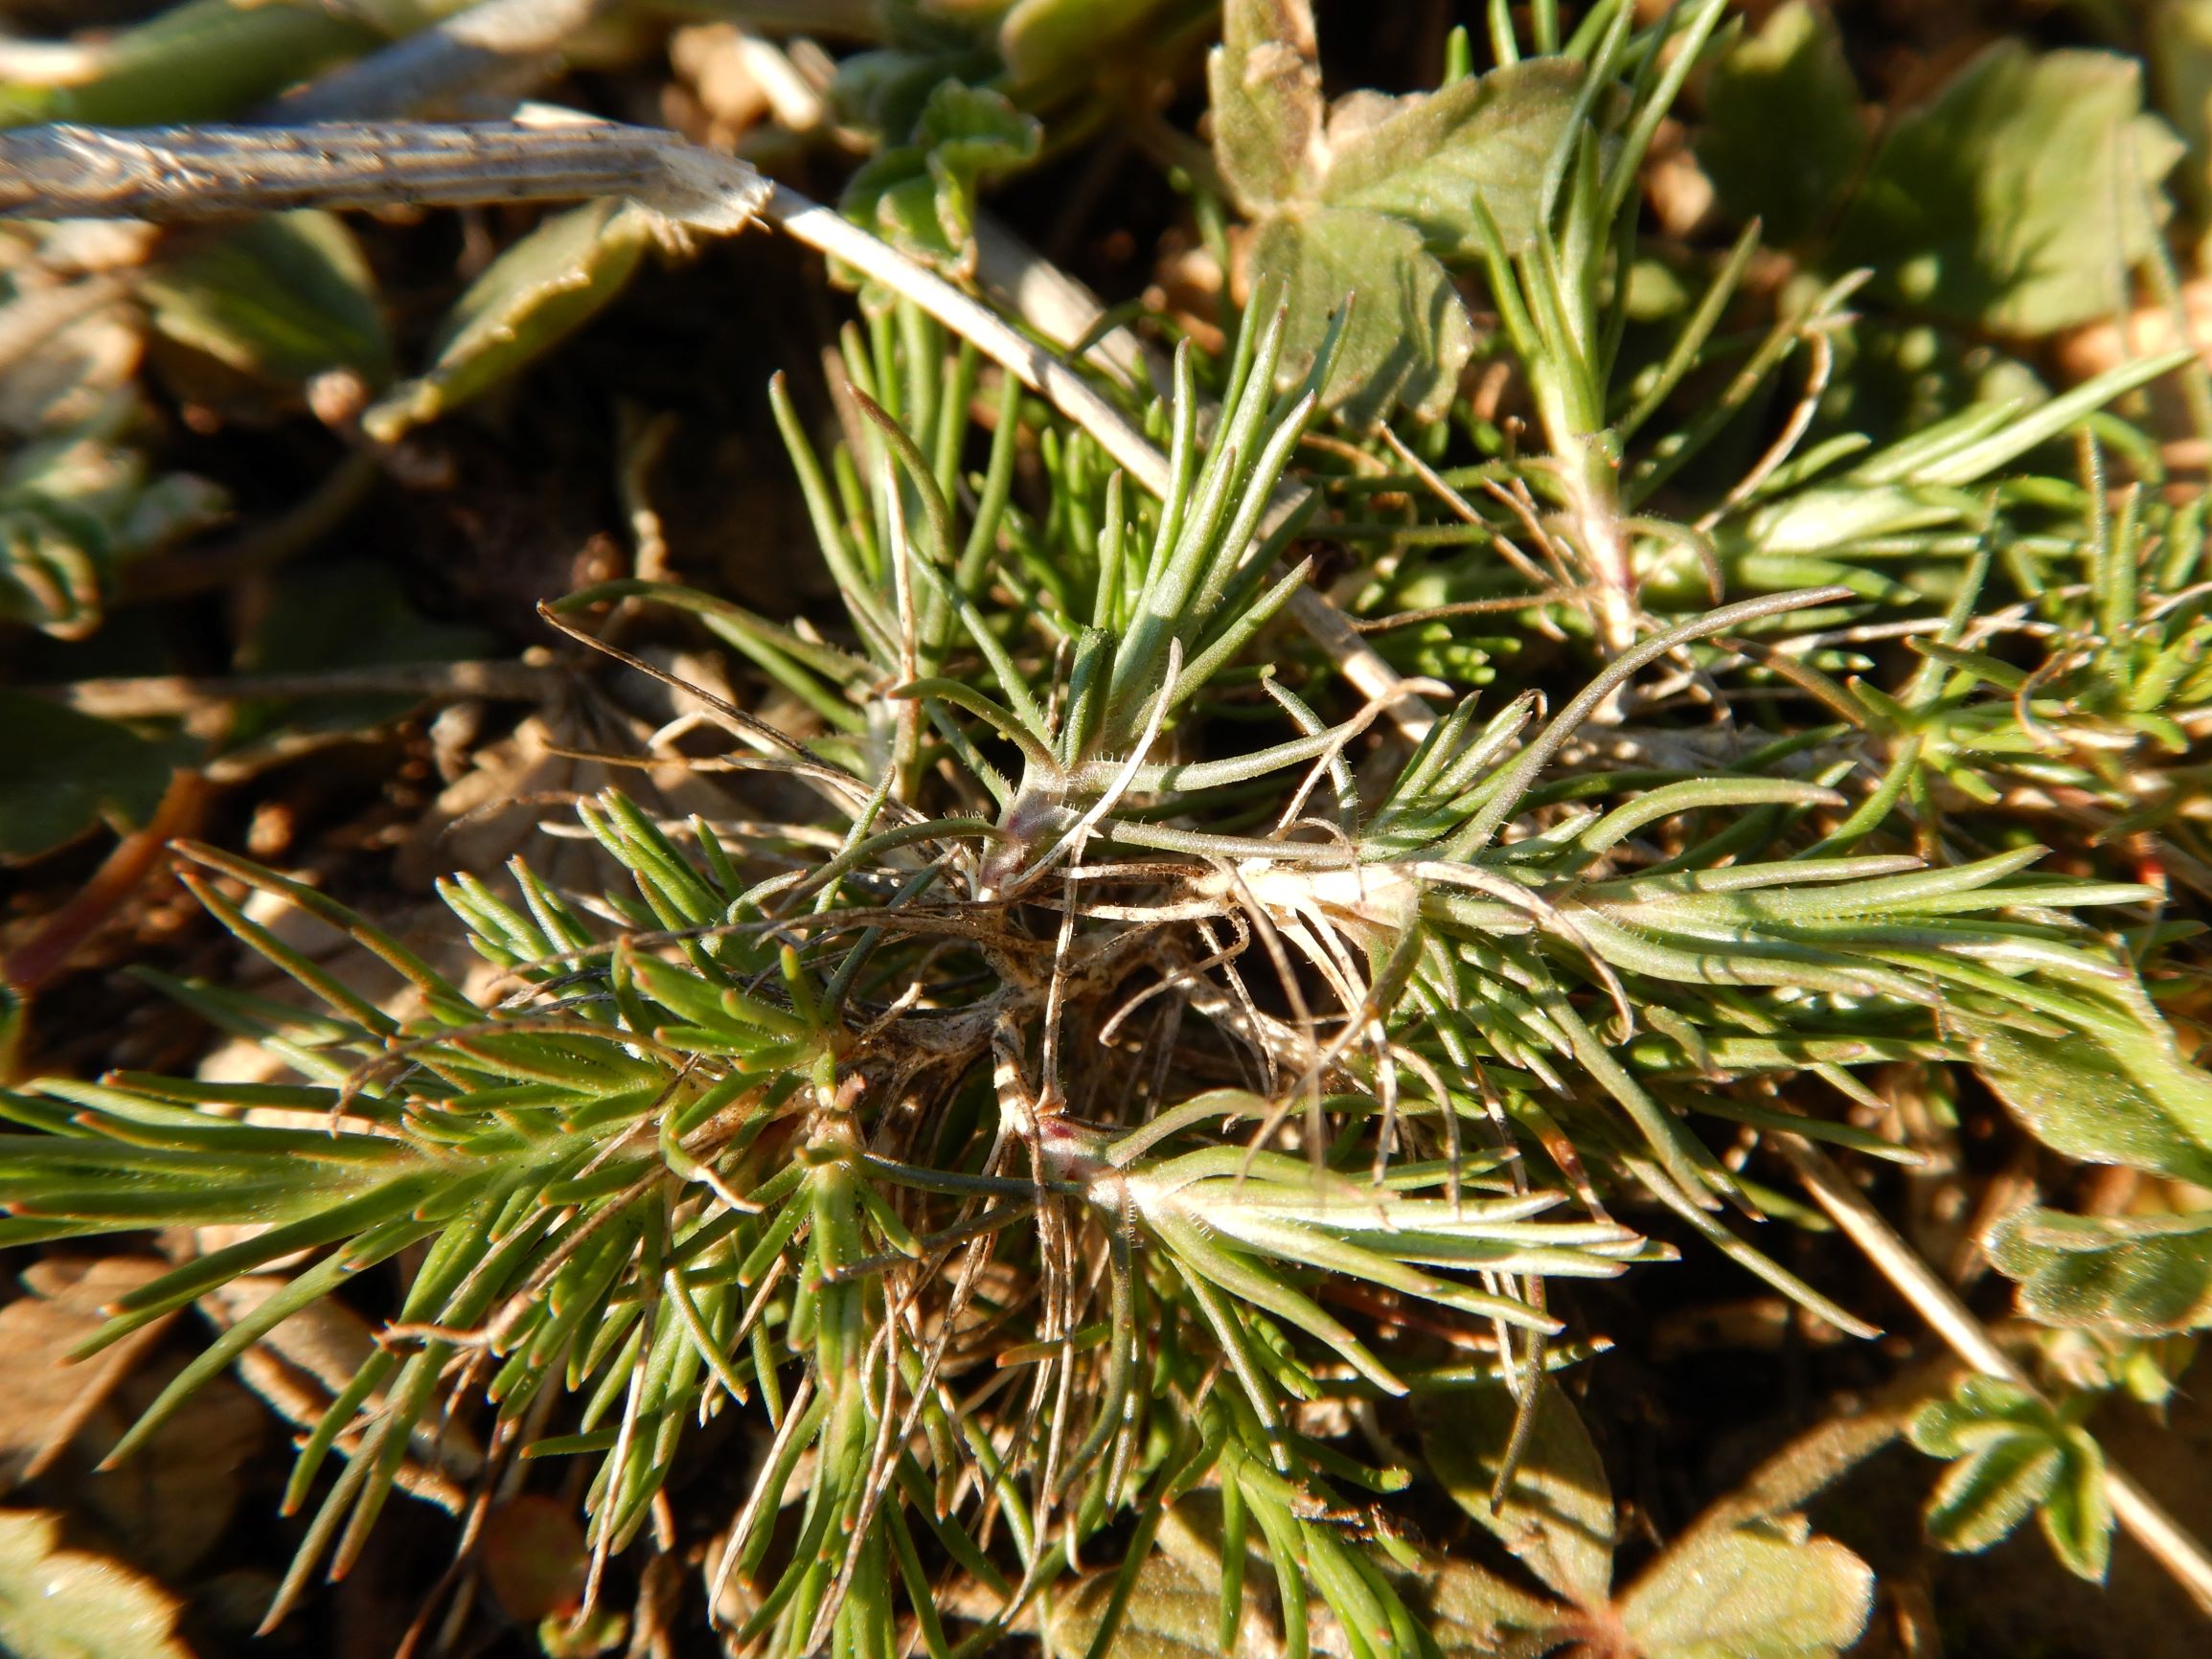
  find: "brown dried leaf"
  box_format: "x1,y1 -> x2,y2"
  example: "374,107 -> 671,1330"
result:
0,1257 -> 170,1489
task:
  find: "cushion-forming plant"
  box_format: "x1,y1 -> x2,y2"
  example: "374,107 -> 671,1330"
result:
6,1 -> 2212,1654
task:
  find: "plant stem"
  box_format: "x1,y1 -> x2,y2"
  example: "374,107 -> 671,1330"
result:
1558,429 -> 1639,656
1775,1133 -> 2212,1615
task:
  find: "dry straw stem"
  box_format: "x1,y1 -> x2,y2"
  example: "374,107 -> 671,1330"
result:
0,113 -> 1431,737
1776,1133 -> 2212,1614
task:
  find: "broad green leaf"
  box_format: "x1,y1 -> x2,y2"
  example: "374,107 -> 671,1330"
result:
1042,1549 -> 1220,1659
0,691 -> 191,863
2037,1426 -> 2114,1583
1909,1377 -> 2049,1457
0,1509 -> 193,1658
362,199 -> 654,443
1424,1381 -> 1614,1606
1697,2 -> 1866,245
841,81 -> 1041,277
1831,42 -> 2183,336
1418,1557 -> 1569,1659
1208,0 -> 1325,211
1321,59 -> 1587,259
1908,1375 -> 2114,1583
1918,1430 -> 2061,1555
1990,1207 -> 2212,1335
1209,6 -> 1581,425
1615,1516 -> 1873,1659
1250,207 -> 1475,430
141,211 -> 390,388
1960,1004 -> 2212,1185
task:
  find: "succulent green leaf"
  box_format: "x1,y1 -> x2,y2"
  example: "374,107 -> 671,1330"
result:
0,0 -> 382,127
11,104 -> 2212,1650
362,198 -> 654,443
1697,2 -> 1865,245
1830,42 -> 2184,336
1728,348 -> 2188,568
1990,1207 -> 2212,1335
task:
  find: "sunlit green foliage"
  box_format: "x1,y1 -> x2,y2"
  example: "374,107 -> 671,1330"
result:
4,1 -> 2211,1654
